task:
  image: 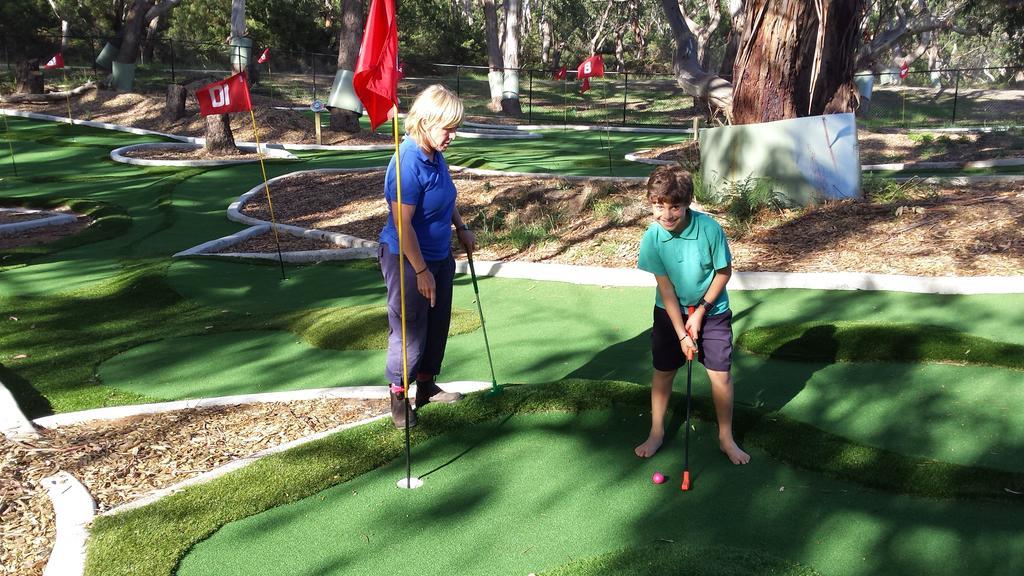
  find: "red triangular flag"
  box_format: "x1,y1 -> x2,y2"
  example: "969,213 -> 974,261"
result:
353,0 -> 399,130
580,77 -> 591,94
257,48 -> 270,64
194,72 -> 252,116
554,66 -> 567,80
43,53 -> 64,70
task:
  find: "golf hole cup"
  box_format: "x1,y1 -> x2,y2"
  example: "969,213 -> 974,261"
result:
652,472 -> 666,485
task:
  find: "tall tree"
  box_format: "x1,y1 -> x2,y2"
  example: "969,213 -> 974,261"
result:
205,0 -> 243,154
482,0 -> 504,111
501,0 -> 523,115
114,0 -> 183,65
731,0 -> 864,124
331,0 -> 364,133
661,0 -> 865,123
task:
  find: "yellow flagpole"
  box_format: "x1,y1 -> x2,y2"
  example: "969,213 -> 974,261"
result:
392,106 -> 410,398
248,107 -> 287,280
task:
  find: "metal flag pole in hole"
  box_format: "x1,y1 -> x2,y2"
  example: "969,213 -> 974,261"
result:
467,253 -> 501,396
681,306 -> 695,492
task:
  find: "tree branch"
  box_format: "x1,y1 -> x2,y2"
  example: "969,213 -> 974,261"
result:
145,0 -> 184,23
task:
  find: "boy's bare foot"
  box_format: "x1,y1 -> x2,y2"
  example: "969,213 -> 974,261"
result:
635,433 -> 664,458
720,437 -> 750,464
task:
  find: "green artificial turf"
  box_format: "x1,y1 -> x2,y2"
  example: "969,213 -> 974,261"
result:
443,128 -> 683,177
737,321 -> 1024,370
86,382 -> 1024,576
539,543 -> 821,576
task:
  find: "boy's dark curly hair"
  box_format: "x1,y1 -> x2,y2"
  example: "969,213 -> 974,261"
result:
646,165 -> 694,206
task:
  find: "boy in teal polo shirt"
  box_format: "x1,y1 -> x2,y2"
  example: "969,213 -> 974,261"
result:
635,165 -> 750,465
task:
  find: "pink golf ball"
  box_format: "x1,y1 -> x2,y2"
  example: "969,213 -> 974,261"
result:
652,472 -> 666,485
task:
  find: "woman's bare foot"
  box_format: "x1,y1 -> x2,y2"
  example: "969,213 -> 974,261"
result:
720,437 -> 750,464
635,432 -> 664,458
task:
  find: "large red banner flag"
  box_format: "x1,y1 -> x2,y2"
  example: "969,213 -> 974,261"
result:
195,72 -> 252,116
43,53 -> 64,69
353,0 -> 399,130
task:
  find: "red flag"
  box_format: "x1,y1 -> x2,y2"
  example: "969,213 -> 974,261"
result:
577,55 -> 603,94
43,53 -> 64,70
195,72 -> 252,116
257,48 -> 270,64
353,0 -> 399,130
553,66 -> 567,80
577,55 -> 604,81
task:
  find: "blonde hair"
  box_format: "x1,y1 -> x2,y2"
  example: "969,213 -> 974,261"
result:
405,84 -> 464,141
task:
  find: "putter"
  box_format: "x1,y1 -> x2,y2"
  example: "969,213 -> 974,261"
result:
467,253 -> 501,396
681,306 -> 695,492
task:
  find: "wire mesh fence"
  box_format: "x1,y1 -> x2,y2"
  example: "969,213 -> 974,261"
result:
3,33 -> 1021,131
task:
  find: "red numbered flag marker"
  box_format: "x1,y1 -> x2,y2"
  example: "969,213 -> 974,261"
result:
258,48 -> 270,64
43,53 -> 65,69
899,63 -> 909,79
195,72 -> 253,116
553,66 -> 567,80
576,55 -> 604,93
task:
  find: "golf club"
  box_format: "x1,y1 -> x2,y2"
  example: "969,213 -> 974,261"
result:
681,306 -> 695,492
467,253 -> 501,396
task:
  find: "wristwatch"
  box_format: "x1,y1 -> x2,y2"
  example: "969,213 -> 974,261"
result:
697,297 -> 714,312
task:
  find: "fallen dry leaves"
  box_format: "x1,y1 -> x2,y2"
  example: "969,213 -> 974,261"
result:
1,398 -> 385,576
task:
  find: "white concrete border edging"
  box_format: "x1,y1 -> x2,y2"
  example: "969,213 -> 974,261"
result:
41,472 -> 94,576
32,380 -> 488,576
462,120 -> 690,135
0,379 -> 40,439
455,259 -> 1024,295
110,142 -> 297,166
65,380 -> 487,516
0,208 -> 77,235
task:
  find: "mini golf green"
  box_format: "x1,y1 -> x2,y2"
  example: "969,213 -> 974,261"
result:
5,115 -> 1023,575
170,407 -> 1022,576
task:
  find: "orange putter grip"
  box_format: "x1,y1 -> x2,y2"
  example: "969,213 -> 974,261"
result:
684,306 -> 696,361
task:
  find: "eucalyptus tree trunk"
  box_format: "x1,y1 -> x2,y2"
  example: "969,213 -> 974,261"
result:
732,0 -> 864,124
483,0 -> 504,112
206,0 -> 244,153
331,0 -> 364,133
116,0 -> 155,65
500,0 -> 523,115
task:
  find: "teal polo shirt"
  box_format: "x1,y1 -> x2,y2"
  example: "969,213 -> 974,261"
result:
637,210 -> 732,315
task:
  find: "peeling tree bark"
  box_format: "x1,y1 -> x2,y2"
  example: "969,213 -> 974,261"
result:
732,0 -> 864,125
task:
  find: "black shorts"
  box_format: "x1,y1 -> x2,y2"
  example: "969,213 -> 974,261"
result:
651,306 -> 733,372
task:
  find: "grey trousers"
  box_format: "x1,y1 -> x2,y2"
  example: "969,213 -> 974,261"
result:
379,243 -> 455,386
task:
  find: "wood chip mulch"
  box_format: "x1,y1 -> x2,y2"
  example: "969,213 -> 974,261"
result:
235,172 -> 1024,276
0,207 -> 92,250
1,398 -> 386,576
118,145 -> 261,161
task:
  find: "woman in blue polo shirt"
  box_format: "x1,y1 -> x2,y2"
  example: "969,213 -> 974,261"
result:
379,85 -> 476,428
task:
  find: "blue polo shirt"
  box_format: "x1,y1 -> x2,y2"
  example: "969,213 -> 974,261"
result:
637,210 -> 732,314
379,137 -> 457,261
